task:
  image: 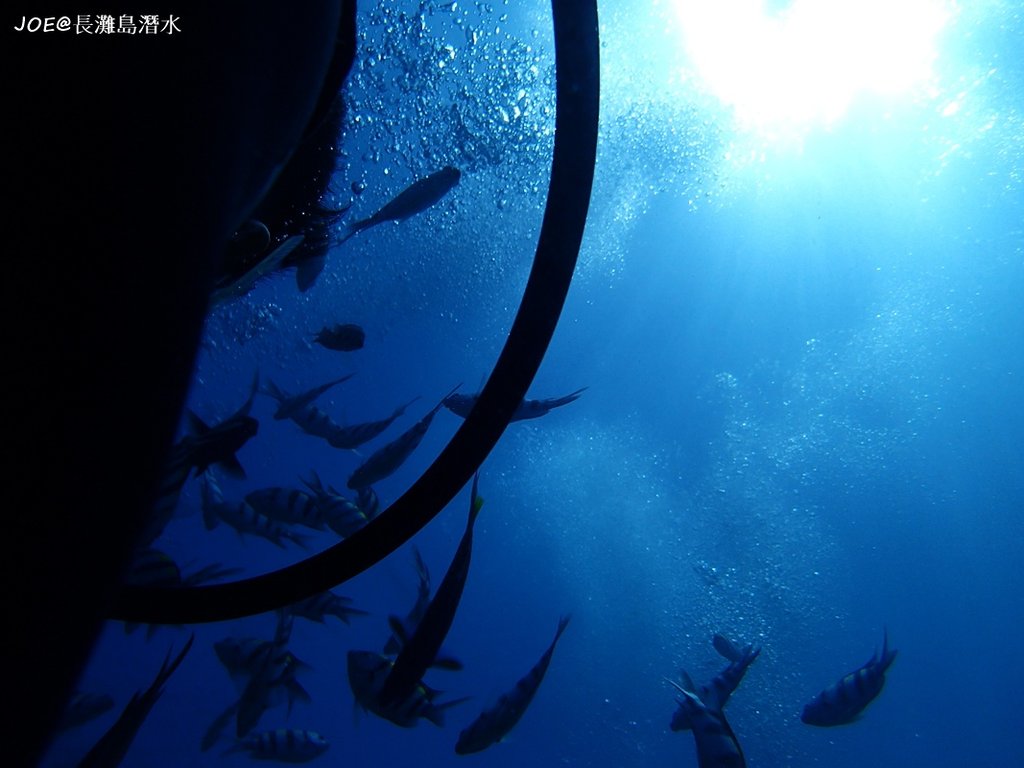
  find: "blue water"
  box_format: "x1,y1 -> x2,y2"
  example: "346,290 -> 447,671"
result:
44,1 -> 1023,766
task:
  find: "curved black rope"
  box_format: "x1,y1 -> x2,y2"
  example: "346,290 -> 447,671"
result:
111,0 -> 600,625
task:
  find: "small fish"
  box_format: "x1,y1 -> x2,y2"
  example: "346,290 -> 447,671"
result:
378,474 -> 482,707
313,323 -> 365,352
237,611 -> 295,737
76,635 -> 194,768
245,487 -> 327,530
214,638 -> 312,707
338,166 -> 461,245
290,590 -> 369,625
443,387 -> 586,422
301,471 -> 373,538
455,615 -> 571,754
669,683 -> 746,768
209,235 -> 306,307
347,385 -> 459,490
801,630 -> 897,727
346,651 -> 468,728
177,373 -> 260,479
326,397 -> 421,451
222,728 -> 329,763
201,471 -> 308,549
57,692 -> 115,732
261,374 -> 354,421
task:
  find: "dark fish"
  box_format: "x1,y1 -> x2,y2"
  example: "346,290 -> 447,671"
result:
261,380 -> 341,439
338,166 -> 461,245
383,547 -> 431,655
346,651 -> 469,728
76,635 -> 194,768
671,644 -> 760,731
201,471 -> 308,549
261,373 -> 354,421
347,386 -> 459,490
801,631 -> 897,727
443,387 -> 586,422
209,234 -> 305,307
57,693 -> 115,732
237,610 -> 295,737
378,474 -> 482,707
245,487 -> 327,530
455,615 -> 571,754
301,471 -> 373,538
221,729 -> 329,762
326,397 -> 421,451
669,683 -> 746,768
313,323 -> 365,352
177,372 -> 260,479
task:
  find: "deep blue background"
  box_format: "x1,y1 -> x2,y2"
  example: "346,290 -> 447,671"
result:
44,1 -> 1023,766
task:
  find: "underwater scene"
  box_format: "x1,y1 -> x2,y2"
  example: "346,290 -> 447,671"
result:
43,0 -> 1022,766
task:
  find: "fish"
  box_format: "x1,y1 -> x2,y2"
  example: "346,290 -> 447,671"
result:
443,387 -> 586,421
378,474 -> 482,707
76,635 -> 194,768
337,166 -> 461,245
57,692 -> 115,732
455,614 -> 571,754
668,683 -> 746,768
313,323 -> 365,352
383,547 -> 431,655
289,590 -> 369,625
221,728 -> 330,762
176,372 -> 260,479
301,471 -> 373,538
236,610 -> 296,737
671,643 -> 760,732
245,487 -> 327,530
801,630 -> 898,727
346,651 -> 469,728
326,397 -> 421,451
209,234 -> 306,307
201,470 -> 308,549
347,385 -> 459,490
261,373 -> 354,421
213,637 -> 312,708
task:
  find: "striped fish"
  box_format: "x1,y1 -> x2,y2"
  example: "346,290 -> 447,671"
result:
222,728 -> 329,762
245,487 -> 326,530
201,471 -> 307,549
260,379 -> 340,439
301,471 -> 372,538
669,683 -> 746,768
801,630 -> 897,726
325,396 -> 420,450
346,385 -> 459,490
236,611 -> 296,737
671,642 -> 760,731
455,615 -> 571,754
346,651 -> 468,728
177,372 -> 260,479
384,547 -> 431,655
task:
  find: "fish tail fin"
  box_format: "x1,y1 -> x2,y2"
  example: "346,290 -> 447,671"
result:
259,377 -> 284,401
295,253 -> 326,292
555,614 -> 572,642
879,628 -> 898,672
427,696 -> 472,727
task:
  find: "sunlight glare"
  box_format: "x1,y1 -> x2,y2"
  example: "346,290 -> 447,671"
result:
674,0 -> 952,130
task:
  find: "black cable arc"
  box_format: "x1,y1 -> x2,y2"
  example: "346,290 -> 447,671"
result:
111,0 -> 601,625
